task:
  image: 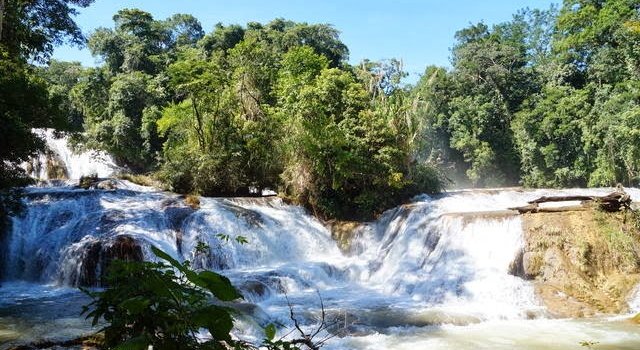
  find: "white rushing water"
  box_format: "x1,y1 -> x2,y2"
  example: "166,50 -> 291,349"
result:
3,184 -> 640,348
2,133 -> 640,349
22,129 -> 120,180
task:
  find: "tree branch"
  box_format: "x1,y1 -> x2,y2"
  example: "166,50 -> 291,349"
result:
0,0 -> 5,41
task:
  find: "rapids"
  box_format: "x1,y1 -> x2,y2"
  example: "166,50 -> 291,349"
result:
1,130 -> 640,349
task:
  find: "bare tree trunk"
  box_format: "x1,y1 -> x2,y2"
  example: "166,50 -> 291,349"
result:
191,95 -> 205,151
509,190 -> 632,214
0,0 -> 5,41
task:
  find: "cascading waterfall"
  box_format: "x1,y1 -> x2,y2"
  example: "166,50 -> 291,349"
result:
2,132 -> 640,349
348,203 -> 540,320
22,129 -> 120,180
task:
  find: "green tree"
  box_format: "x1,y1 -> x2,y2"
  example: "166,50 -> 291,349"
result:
48,15 -> 444,219
413,7 -> 557,187
199,23 -> 245,56
0,0 -> 94,230
158,47 -> 247,195
40,60 -> 86,130
554,0 -> 639,86
0,0 -> 93,62
88,9 -> 170,75
155,19 -> 353,198
78,71 -> 165,169
78,9 -> 204,170
446,21 -> 533,185
512,85 -> 592,187
278,47 -> 442,219
411,66 -> 467,184
586,81 -> 640,186
0,54 -> 50,228
513,0 -> 640,187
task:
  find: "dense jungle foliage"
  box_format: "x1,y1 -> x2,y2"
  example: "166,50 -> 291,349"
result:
2,0 -> 640,221
0,0 -> 94,230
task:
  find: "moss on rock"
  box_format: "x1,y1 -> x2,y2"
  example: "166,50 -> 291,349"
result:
511,210 -> 640,317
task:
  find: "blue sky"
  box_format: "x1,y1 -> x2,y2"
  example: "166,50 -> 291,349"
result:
54,0 -> 559,80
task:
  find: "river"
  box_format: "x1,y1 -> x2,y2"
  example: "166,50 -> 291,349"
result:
1,130 -> 639,349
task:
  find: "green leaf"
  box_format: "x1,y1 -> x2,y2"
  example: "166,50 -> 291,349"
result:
235,235 -> 249,245
264,323 -> 276,341
119,296 -> 150,314
216,233 -> 230,242
151,246 -> 187,274
192,306 -> 234,341
194,271 -> 242,301
152,246 -> 203,285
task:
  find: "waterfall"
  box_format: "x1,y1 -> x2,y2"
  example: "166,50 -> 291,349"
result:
23,129 -> 120,180
3,183 -> 640,348
4,185 -> 640,295
5,134 -> 640,348
349,204 -> 539,319
8,184 -> 633,320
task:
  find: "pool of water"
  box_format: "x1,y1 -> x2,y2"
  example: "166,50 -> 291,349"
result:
1,281 -> 639,350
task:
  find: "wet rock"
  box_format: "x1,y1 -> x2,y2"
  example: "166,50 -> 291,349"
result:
218,201 -> 264,228
45,153 -> 68,180
104,235 -> 144,262
23,189 -> 98,201
77,176 -> 117,190
509,250 -> 525,278
238,280 -> 271,299
95,179 -> 117,190
519,211 -> 640,317
75,240 -> 103,286
6,333 -> 103,350
78,174 -> 99,189
348,307 -> 482,331
231,302 -> 273,327
328,221 -> 362,253
522,251 -> 543,278
75,235 -> 143,286
163,206 -> 195,231
184,195 -> 200,209
22,150 -> 69,180
161,197 -> 182,208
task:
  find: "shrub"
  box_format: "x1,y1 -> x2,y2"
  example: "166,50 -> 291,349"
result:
82,246 -> 329,350
78,173 -> 99,189
82,247 -> 241,349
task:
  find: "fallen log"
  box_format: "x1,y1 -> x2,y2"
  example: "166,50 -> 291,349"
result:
596,191 -> 632,212
528,195 -> 594,204
509,190 -> 632,214
509,204 -> 588,214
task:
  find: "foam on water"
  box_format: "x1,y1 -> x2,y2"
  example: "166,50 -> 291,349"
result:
4,135 -> 640,348
628,284 -> 640,314
326,318 -> 640,350
347,202 -> 539,319
24,129 -> 120,180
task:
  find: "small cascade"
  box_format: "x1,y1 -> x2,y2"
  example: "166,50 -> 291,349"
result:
349,202 -> 539,319
0,186 -> 347,296
181,197 -> 345,270
23,129 -> 120,180
628,285 -> 640,314
1,186 -> 175,285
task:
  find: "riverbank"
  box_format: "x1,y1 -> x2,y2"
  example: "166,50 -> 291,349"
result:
512,209 -> 640,318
